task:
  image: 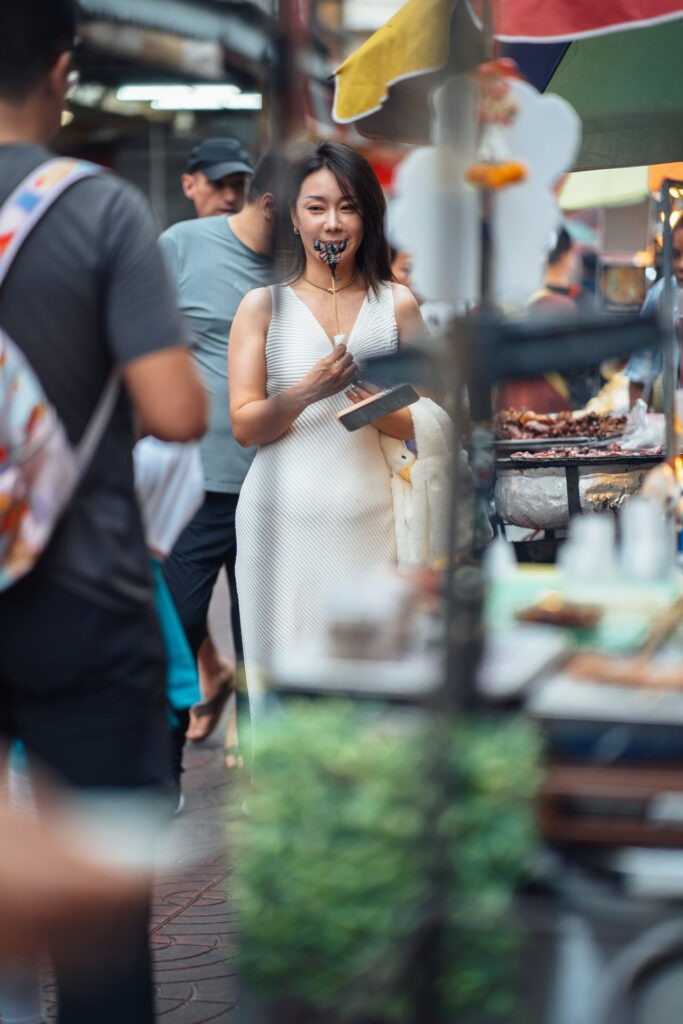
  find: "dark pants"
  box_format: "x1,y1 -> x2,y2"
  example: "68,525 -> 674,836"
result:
163,490 -> 242,660
0,575 -> 169,1024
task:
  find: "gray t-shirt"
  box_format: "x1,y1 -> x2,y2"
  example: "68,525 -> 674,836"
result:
159,216 -> 273,493
0,143 -> 189,611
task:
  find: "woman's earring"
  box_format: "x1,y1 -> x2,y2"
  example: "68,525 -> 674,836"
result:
293,227 -> 300,236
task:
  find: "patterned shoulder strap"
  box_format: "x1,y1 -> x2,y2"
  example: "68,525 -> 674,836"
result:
0,157 -> 117,468
0,158 -> 100,286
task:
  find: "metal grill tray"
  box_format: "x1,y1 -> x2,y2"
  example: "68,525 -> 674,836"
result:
496,452 -> 661,469
495,436 -> 594,450
494,433 -> 624,451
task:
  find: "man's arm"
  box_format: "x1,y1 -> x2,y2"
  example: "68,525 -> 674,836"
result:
123,346 -> 207,441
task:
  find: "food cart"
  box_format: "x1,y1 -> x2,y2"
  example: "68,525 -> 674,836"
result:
330,3 -> 683,1021
241,4 -> 683,1023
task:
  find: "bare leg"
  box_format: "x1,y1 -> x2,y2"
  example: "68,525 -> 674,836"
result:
185,633 -> 235,743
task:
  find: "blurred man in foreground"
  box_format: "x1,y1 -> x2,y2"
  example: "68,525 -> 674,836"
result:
0,2 -> 207,1022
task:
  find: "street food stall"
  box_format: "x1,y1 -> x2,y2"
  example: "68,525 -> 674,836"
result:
328,2 -> 683,1020
233,3 -> 683,1023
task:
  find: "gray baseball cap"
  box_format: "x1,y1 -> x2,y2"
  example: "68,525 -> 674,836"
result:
187,138 -> 254,180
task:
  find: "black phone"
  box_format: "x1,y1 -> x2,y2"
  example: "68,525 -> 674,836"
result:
337,383 -> 419,431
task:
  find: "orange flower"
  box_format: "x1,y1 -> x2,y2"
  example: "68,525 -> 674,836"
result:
465,160 -> 527,189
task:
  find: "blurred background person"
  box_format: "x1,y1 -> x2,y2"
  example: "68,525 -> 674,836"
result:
133,437 -> 205,813
172,137 -> 257,762
496,225 -> 600,412
160,151 -> 285,770
180,137 -> 254,218
530,225 -> 580,313
390,246 -> 414,289
625,212 -> 683,409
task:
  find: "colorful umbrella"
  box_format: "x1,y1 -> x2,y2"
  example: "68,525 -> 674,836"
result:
466,0 -> 683,42
516,18 -> 683,169
332,0 -> 683,169
332,0 -> 479,138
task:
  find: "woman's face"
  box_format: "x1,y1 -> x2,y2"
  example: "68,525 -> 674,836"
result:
291,168 -> 364,276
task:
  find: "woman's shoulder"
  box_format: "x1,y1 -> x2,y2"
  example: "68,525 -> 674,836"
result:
238,285 -> 273,312
365,279 -> 406,305
233,285 -> 274,335
390,280 -> 416,306
390,281 -> 426,345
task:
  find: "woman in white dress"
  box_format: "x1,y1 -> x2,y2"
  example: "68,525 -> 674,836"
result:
229,141 -> 424,698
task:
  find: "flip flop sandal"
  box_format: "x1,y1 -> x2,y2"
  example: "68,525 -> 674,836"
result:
186,681 -> 232,743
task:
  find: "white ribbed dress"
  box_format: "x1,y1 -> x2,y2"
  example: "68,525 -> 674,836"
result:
235,282 -> 398,687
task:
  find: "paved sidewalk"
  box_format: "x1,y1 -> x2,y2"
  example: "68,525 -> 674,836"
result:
40,709 -> 244,1023
153,717 -> 244,1023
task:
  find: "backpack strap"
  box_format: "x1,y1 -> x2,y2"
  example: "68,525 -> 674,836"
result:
75,372 -> 119,470
0,158 -> 119,464
0,158 -> 101,284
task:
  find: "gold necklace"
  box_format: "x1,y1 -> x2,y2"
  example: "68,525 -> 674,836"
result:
303,272 -> 357,294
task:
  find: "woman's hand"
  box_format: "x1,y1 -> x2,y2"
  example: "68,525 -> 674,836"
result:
299,343 -> 359,404
230,289 -> 363,447
342,379 -> 415,440
344,380 -> 380,404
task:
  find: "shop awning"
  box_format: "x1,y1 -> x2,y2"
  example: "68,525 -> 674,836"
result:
78,0 -> 278,78
558,163 -> 683,212
559,168 -> 650,211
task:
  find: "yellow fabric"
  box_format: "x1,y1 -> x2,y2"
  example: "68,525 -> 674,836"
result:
543,372 -> 570,403
333,0 -> 457,123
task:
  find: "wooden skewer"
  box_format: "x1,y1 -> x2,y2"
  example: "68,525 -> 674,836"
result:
330,273 -> 340,339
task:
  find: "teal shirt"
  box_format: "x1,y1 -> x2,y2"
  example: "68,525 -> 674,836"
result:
159,216 -> 273,492
150,557 -> 200,714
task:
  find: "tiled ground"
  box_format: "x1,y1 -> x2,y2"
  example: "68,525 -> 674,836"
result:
153,717 -> 244,1022
41,709 -> 244,1023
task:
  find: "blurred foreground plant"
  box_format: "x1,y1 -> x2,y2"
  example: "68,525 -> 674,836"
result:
234,701 -> 542,1023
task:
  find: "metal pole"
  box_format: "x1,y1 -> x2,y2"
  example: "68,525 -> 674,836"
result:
478,0 -> 495,311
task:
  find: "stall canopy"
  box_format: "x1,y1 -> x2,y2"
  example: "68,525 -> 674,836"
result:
559,164 -> 683,211
332,0 -> 683,170
77,0 -> 281,83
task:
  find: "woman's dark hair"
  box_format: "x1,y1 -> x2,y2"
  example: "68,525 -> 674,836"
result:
286,141 -> 392,296
0,0 -> 76,103
548,226 -> 572,266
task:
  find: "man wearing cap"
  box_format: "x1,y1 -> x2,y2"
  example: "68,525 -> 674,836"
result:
159,151 -> 285,771
176,137 -> 255,756
182,137 -> 254,218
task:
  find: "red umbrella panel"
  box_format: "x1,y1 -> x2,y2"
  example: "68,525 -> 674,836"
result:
467,0 -> 683,43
